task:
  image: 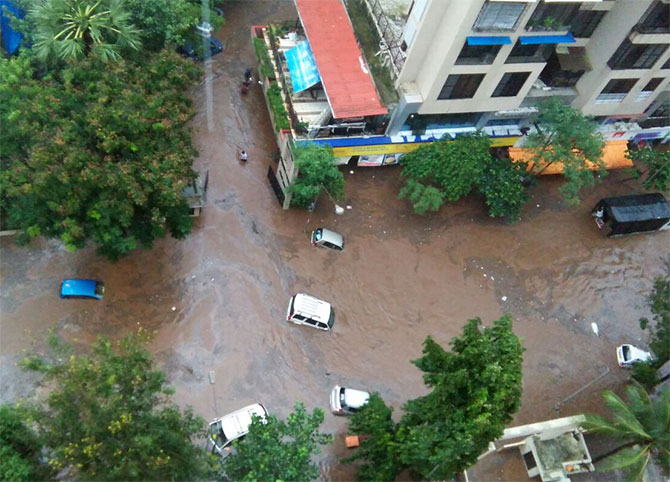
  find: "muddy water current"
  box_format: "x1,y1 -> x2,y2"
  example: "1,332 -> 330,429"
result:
1,2 -> 669,480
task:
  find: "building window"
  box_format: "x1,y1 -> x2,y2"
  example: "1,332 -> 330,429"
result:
505,40 -> 554,64
492,72 -> 531,97
438,74 -> 485,100
642,78 -> 664,92
596,78 -> 638,103
473,2 -> 526,31
635,1 -> 670,34
526,1 -> 578,31
637,77 -> 665,101
455,42 -> 502,65
663,58 -> 670,69
608,39 -> 667,70
571,10 -> 606,38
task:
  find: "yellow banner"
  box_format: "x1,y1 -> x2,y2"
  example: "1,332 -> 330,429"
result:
331,136 -> 519,157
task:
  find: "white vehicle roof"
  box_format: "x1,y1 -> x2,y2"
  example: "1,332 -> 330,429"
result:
294,293 -> 332,321
343,388 -> 370,409
619,344 -> 652,363
316,228 -> 343,246
216,404 -> 267,440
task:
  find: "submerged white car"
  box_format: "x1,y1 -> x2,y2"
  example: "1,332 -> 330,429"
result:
330,385 -> 370,415
208,403 -> 268,455
616,344 -> 652,368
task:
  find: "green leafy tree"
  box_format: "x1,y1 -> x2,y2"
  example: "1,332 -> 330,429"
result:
399,133 -> 489,212
343,393 -> 401,481
0,404 -> 52,482
0,51 -> 201,260
627,147 -> 670,193
289,144 -> 345,209
398,315 -> 524,480
21,330 -> 216,481
584,384 -> 670,481
399,133 -> 528,219
30,0 -> 141,62
123,0 -> 223,53
223,402 -> 333,481
640,262 -> 670,364
525,97 -> 606,205
478,156 -> 529,222
123,0 -> 196,51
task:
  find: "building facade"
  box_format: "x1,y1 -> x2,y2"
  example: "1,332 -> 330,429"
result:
386,0 -> 670,139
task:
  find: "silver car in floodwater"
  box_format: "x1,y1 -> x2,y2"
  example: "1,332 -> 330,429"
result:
311,227 -> 344,251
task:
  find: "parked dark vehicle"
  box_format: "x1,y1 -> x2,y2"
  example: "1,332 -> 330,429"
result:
592,193 -> 670,237
178,36 -> 223,61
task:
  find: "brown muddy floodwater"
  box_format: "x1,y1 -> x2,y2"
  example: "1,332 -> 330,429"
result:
1,2 -> 669,480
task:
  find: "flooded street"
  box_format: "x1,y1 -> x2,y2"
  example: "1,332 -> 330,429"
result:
1,1 -> 668,479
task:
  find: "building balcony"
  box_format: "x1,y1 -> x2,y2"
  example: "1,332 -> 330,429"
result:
595,93 -> 627,104
346,0 -> 409,79
628,30 -> 670,45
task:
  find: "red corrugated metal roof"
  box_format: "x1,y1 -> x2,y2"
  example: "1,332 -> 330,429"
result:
295,0 -> 388,119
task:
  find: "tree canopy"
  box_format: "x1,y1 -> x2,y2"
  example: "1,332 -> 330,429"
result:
344,315 -> 524,480
289,143 -> 345,209
399,315 -> 524,479
399,133 -> 529,220
30,0 -> 141,62
640,262 -> 670,365
585,383 -> 670,481
525,97 -> 606,205
0,51 -> 201,259
223,402 -> 333,481
342,393 -> 401,481
19,330 -> 216,481
627,146 -> 670,193
0,404 -> 52,482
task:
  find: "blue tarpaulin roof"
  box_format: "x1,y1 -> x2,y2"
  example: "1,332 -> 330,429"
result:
519,33 -> 576,45
466,36 -> 512,46
285,40 -> 321,93
0,0 -> 24,55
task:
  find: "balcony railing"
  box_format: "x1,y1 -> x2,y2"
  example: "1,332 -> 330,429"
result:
595,93 -> 627,104
636,91 -> 654,102
362,0 -> 406,77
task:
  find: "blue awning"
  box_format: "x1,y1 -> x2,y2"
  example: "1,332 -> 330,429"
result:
466,36 -> 512,46
285,40 -> 321,93
519,33 -> 576,45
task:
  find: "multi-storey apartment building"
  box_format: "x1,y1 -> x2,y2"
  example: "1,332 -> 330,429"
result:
387,0 -> 670,138
254,0 -> 669,207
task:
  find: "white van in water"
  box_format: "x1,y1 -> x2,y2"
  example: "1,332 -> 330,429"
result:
616,344 -> 653,368
208,403 -> 268,455
311,227 -> 344,251
330,385 -> 370,415
286,293 -> 334,331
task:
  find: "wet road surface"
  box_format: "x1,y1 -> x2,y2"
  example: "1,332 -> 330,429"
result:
1,2 -> 669,479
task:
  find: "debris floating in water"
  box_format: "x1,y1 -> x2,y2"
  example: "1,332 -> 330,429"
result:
501,296 -> 508,301
591,322 -> 599,336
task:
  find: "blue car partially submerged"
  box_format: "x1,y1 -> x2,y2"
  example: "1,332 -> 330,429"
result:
60,279 -> 104,300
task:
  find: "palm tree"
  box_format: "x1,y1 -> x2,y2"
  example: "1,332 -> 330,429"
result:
31,0 -> 140,62
584,383 -> 670,482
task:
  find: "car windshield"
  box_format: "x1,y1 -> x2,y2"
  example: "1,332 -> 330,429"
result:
314,229 -> 322,241
622,345 -> 631,360
94,283 -> 104,297
328,309 -> 334,328
339,389 -> 346,408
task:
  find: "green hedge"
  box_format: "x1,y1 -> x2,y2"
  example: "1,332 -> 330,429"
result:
253,37 -> 274,80
268,82 -> 290,131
